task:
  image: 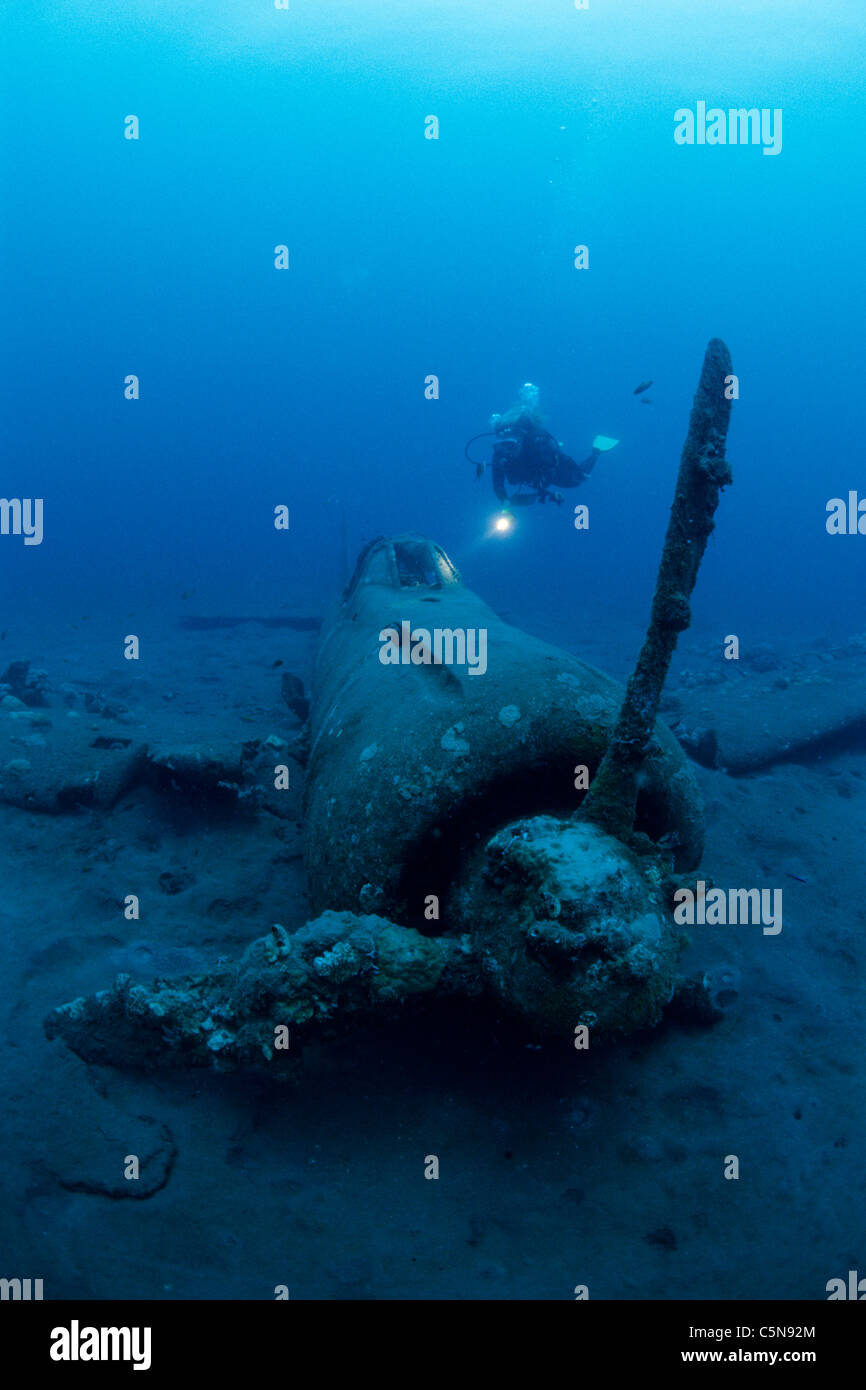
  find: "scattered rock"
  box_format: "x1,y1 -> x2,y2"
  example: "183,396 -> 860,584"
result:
1,659 -> 49,706
701,964 -> 741,1015
666,976 -> 724,1027
280,673 -> 309,723
158,869 -> 197,896
646,1225 -> 677,1251
83,691 -> 129,720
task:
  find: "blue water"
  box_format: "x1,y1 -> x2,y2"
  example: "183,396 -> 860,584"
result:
5,0 -> 866,629
2,0 -> 864,1302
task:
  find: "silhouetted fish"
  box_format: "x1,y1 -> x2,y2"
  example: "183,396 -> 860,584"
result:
633,379 -> 653,395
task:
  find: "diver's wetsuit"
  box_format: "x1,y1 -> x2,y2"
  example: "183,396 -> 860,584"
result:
491,417 -> 599,506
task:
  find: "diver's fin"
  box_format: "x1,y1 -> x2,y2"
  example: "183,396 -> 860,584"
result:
592,434 -> 620,452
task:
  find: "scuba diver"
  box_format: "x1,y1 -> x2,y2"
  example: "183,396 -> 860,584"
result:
466,382 -> 619,509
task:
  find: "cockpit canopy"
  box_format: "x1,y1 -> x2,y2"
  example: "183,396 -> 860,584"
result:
344,535 -> 461,598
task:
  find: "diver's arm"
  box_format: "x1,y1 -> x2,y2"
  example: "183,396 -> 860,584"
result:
493,453 -> 539,506
492,455 -> 508,502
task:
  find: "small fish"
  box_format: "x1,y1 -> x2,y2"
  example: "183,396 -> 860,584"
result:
639,397 -> 654,406
0,630 -> 6,641
475,462 -> 485,479
786,872 -> 810,884
633,379 -> 653,395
